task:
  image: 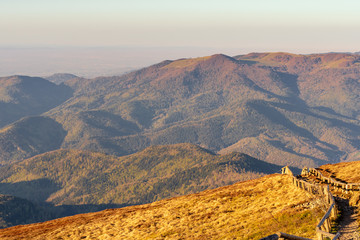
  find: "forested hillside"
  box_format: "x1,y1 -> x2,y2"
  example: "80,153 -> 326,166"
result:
0,143 -> 281,206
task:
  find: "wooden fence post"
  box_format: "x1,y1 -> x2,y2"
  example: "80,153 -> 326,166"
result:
282,168 -> 341,240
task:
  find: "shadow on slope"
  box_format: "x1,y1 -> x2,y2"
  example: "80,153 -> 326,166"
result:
0,76 -> 73,127
247,100 -> 347,162
0,116 -> 67,164
0,193 -> 130,229
0,179 -> 60,203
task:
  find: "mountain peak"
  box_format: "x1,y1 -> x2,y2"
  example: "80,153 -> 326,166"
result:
160,54 -> 237,70
208,53 -> 233,59
45,73 -> 78,84
205,53 -> 238,64
0,75 -> 55,86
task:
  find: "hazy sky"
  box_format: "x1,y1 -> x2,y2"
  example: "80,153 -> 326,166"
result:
1,0 -> 360,52
1,0 -> 360,77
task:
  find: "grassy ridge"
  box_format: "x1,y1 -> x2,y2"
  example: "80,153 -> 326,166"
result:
318,160 -> 360,183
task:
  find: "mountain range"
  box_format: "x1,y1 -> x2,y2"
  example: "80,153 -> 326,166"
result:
2,52 -> 358,167
0,51 -> 359,229
48,53 -> 360,167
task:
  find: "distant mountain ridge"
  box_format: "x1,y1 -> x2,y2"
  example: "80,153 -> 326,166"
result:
44,73 -> 78,85
43,52 -> 359,167
0,75 -> 73,128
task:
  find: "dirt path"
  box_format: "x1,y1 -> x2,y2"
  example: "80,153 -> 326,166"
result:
300,175 -> 360,239
336,197 -> 360,240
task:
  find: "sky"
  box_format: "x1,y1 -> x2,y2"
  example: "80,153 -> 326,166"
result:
1,0 -> 360,76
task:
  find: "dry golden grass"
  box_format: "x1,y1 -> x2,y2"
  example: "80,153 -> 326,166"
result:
0,174 -> 325,240
319,161 -> 360,183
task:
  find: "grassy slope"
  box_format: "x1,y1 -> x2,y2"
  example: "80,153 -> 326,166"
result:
318,161 -> 360,183
0,143 -> 281,206
0,174 -> 326,240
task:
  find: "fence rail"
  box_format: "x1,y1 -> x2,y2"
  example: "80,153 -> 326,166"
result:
307,167 -> 360,192
260,232 -> 313,240
262,166 -> 340,240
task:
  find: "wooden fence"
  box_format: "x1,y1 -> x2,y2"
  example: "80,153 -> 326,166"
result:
306,167 -> 360,192
261,232 -> 314,240
262,166 -> 340,240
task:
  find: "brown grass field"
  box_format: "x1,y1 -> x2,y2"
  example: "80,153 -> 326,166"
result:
318,161 -> 360,183
0,174 -> 325,239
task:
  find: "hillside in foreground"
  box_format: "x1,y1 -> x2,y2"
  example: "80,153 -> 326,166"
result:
0,174 -> 325,240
